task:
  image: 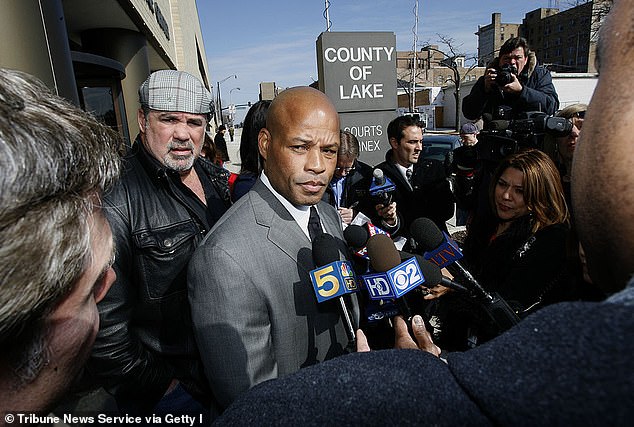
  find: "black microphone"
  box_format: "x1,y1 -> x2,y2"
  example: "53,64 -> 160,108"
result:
343,224 -> 370,251
311,233 -> 357,345
409,217 -> 491,301
409,218 -> 521,332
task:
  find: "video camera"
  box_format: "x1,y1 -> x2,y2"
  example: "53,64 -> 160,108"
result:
476,108 -> 572,162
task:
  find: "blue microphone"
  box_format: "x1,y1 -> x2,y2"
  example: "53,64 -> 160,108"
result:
369,168 -> 395,206
410,218 -> 521,332
410,217 -> 488,300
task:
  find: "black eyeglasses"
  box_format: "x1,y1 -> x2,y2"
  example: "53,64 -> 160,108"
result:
335,166 -> 355,173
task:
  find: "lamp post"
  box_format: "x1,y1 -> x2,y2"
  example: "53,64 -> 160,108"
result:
229,87 -> 241,106
216,74 -> 237,126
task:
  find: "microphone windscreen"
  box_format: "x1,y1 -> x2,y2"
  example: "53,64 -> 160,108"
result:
409,217 -> 444,251
366,234 -> 401,272
312,233 -> 340,266
372,168 -> 385,185
343,224 -> 369,249
415,256 -> 443,287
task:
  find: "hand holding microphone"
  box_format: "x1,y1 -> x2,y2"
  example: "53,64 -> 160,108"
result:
409,217 -> 490,300
410,217 -> 522,333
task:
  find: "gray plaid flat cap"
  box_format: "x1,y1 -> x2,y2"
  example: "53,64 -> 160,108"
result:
139,70 -> 212,114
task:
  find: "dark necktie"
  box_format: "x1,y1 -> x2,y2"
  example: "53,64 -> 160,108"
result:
406,168 -> 413,187
308,206 -> 322,241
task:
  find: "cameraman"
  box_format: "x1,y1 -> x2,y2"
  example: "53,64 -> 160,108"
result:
463,37 -> 559,120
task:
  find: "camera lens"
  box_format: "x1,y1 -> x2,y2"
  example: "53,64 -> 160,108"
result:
495,65 -> 517,86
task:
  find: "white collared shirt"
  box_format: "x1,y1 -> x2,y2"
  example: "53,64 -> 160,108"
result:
261,172 -> 321,239
394,163 -> 414,189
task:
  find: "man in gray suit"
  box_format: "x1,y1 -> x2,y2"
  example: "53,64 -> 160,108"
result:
188,86 -> 360,411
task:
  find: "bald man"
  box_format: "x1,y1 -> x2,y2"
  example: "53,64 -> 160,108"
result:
214,2 -> 634,424
188,87 -> 360,413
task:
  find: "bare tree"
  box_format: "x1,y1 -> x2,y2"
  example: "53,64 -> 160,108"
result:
429,35 -> 480,132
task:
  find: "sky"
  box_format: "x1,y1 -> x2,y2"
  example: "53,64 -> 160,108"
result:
196,0 -> 569,123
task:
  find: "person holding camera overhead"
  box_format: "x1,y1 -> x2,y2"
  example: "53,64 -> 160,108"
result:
462,36 -> 559,120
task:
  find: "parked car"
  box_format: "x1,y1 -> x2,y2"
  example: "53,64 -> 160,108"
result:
422,132 -> 461,162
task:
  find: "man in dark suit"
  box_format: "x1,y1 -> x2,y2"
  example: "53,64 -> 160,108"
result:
376,115 -> 454,239
210,2 -> 634,423
188,87 -> 359,414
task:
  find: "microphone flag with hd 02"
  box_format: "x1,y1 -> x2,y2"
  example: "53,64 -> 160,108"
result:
361,234 -> 426,301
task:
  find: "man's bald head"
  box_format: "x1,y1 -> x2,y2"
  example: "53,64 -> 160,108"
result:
264,86 -> 339,135
572,0 -> 634,293
258,87 -> 340,206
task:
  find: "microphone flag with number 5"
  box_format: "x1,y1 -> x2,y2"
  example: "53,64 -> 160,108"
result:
310,234 -> 359,303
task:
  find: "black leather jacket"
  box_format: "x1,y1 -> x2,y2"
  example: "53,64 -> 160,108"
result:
88,138 -> 231,409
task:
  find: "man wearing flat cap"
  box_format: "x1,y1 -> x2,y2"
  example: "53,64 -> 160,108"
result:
88,70 -> 231,419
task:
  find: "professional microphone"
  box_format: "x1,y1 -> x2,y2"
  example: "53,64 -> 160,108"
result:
399,251 -> 469,294
409,217 -> 491,301
343,222 -> 390,260
369,169 -> 395,206
409,218 -> 521,333
362,234 -> 426,324
310,233 -> 358,345
343,224 -> 369,251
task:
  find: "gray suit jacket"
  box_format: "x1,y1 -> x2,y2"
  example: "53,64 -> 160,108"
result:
188,179 -> 360,409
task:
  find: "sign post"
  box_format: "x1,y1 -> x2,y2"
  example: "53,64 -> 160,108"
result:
317,32 -> 397,166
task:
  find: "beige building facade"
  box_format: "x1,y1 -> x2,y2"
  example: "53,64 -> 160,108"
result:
0,0 -> 212,144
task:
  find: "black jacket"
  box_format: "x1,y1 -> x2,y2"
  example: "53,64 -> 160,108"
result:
462,51 -> 559,120
376,150 -> 454,237
216,288 -> 634,426
321,160 -> 398,230
428,216 -> 571,351
88,138 -> 231,410
322,160 -> 373,210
